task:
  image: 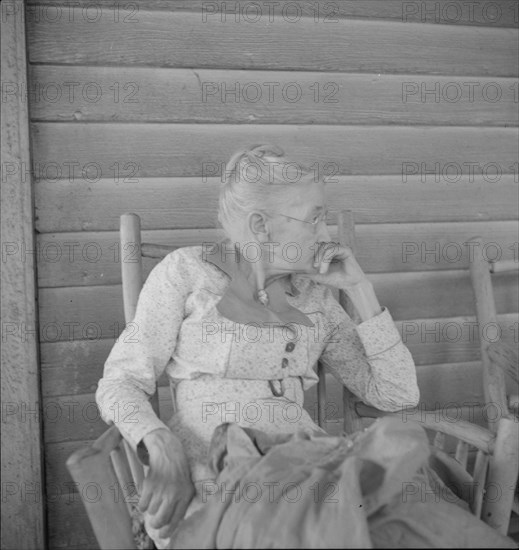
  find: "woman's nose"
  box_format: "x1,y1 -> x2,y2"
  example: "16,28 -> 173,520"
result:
316,221 -> 331,242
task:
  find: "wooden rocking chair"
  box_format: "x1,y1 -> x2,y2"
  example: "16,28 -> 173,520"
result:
66,212 -> 519,549
338,229 -> 519,535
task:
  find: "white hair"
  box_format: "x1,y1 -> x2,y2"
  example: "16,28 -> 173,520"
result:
217,144 -> 325,242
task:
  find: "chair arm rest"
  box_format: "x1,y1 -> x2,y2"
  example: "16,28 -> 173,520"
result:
66,425 -> 137,550
66,425 -> 123,472
355,402 -> 495,454
92,424 -> 124,453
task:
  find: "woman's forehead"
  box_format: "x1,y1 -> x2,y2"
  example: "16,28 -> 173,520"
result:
287,182 -> 326,211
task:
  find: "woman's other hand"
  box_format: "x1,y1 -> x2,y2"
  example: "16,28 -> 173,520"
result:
309,242 -> 367,290
139,428 -> 195,539
309,242 -> 382,322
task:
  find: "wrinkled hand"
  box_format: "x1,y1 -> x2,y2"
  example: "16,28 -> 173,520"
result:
139,428 -> 195,540
308,242 -> 368,290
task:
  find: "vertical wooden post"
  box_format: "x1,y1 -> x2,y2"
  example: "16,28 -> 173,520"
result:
120,213 -> 144,324
1,1 -> 46,548
468,237 -> 509,431
119,213 -> 159,416
481,417 -> 519,534
337,210 -> 358,321
337,211 -> 364,434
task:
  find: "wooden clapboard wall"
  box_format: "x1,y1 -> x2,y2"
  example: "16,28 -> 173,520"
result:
25,1 -> 518,547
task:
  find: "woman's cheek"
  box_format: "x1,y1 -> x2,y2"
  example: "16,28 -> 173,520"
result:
299,247 -> 319,272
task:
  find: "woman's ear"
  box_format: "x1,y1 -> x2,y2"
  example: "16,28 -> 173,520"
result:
247,211 -> 270,242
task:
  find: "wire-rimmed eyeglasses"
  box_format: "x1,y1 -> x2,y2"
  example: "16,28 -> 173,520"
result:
278,209 -> 330,226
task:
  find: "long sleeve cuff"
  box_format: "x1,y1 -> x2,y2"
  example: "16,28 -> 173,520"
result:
117,403 -> 170,457
95,382 -> 169,459
355,307 -> 402,357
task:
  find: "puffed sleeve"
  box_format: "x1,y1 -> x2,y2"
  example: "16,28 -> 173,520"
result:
95,249 -> 191,456
319,287 -> 420,411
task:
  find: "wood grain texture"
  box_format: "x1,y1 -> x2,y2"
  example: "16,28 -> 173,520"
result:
43,358 -> 490,506
43,355 -> 486,410
0,1 -> 46,548
34,174 -> 519,232
41,362 -> 502,443
41,311 -> 518,367
23,0 -> 519,29
26,9 -> 519,75
36,271 -> 518,343
42,384 -> 494,444
23,0 -> 519,546
306,361 -> 486,414
45,439 -> 95,498
25,0 -> 519,28
46,493 -> 99,549
43,400 -> 494,550
35,220 -> 519,287
28,66 -> 519,126
42,386 -> 174,444
481,417 -> 519,532
39,312 -> 518,402
30,123 -> 519,179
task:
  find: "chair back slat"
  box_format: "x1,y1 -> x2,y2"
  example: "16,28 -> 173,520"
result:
468,237 -> 509,428
429,446 -> 475,504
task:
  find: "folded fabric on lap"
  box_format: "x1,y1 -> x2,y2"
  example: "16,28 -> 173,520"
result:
168,417 -> 516,549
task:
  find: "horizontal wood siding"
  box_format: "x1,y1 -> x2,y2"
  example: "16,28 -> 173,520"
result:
26,1 -> 519,27
27,9 -> 519,75
30,124 -> 519,179
34,176 -> 519,232
34,221 -> 519,286
28,66 -> 519,126
25,2 -> 518,547
36,274 -> 518,338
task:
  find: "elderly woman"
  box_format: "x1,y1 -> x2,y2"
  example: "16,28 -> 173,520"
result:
95,145 -> 514,549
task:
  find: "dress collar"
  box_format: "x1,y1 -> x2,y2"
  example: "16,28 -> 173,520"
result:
201,239 -> 314,327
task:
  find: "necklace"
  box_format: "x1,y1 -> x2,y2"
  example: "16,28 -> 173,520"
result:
235,242 -> 270,307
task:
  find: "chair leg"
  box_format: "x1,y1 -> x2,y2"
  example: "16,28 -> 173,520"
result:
472,450 -> 489,517
481,418 -> 519,535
